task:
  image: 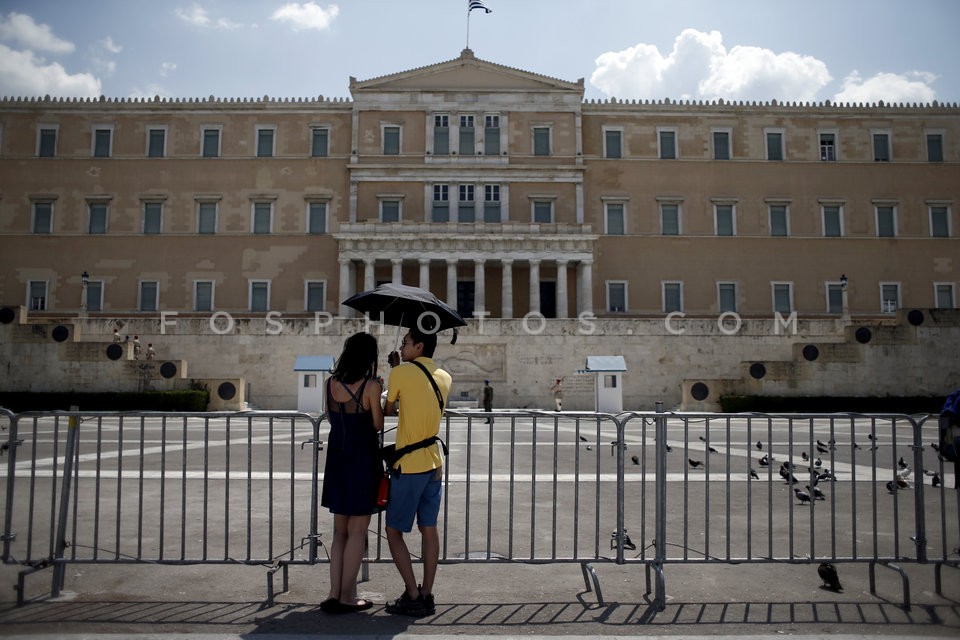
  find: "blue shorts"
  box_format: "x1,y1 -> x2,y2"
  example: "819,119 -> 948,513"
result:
386,468 -> 442,533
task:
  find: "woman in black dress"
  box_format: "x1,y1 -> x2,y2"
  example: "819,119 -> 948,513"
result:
320,332 -> 384,613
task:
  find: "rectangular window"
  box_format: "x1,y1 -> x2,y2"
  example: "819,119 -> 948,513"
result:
533,126 -> 550,156
202,127 -> 221,157
139,281 -> 159,312
607,282 -> 626,312
311,127 -> 329,157
308,202 -> 327,234
28,281 -> 47,311
88,202 -> 108,234
198,202 -> 217,234
930,205 -> 950,237
876,205 -> 896,237
147,128 -> 166,157
93,127 -> 112,158
433,115 -> 449,155
533,200 -> 553,224
484,114 -> 500,155
38,127 -> 57,157
769,204 -> 788,236
823,205 -> 843,237
250,281 -> 270,312
873,132 -> 891,161
383,125 -> 400,155
773,283 -> 792,314
303,374 -> 317,388
305,281 -> 325,312
143,202 -> 162,234
935,283 -> 956,309
820,132 -> 836,161
256,127 -> 275,157
605,202 -> 625,235
459,115 -> 475,154
715,204 -> 735,236
662,282 -> 682,313
827,283 -> 844,314
658,129 -> 676,159
33,202 -> 53,233
194,281 -> 214,312
881,283 -> 900,313
712,130 -> 730,160
381,200 -> 400,223
483,185 -> 501,223
604,129 -> 622,159
661,203 -> 680,235
252,202 -> 272,234
85,281 -> 103,312
927,133 -> 944,162
718,283 -> 737,313
766,130 -> 784,160
458,185 -> 475,223
432,184 -> 450,222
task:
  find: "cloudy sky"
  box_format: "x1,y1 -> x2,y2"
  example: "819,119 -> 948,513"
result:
0,0 -> 957,104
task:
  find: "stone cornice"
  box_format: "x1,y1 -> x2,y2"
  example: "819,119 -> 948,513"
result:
334,231 -> 596,261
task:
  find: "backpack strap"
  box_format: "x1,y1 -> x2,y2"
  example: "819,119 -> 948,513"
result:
411,360 -> 444,412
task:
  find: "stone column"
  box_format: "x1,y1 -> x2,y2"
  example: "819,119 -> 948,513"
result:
419,258 -> 431,290
446,259 -> 458,307
473,258 -> 485,315
338,258 -> 353,317
529,259 -> 541,315
363,259 -> 375,292
501,258 -> 513,319
391,258 -> 403,285
556,259 -> 569,318
578,259 -> 593,315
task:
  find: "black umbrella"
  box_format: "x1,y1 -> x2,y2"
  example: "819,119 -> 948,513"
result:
343,283 -> 467,342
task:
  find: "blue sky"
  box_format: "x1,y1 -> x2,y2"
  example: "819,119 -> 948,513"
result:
1,0 -> 958,104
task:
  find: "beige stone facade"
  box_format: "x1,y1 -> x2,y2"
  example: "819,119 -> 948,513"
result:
1,50 -> 958,409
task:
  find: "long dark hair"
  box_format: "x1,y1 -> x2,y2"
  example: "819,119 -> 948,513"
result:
331,332 -> 379,384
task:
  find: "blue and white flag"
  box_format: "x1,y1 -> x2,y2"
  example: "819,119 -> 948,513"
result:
469,0 -> 492,13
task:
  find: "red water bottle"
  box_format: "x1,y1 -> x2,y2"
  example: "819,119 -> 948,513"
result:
377,471 -> 390,507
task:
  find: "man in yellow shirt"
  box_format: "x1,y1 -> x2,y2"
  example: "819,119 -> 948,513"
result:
383,327 -> 452,616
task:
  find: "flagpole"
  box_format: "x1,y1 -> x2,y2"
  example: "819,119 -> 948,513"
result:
466,8 -> 471,50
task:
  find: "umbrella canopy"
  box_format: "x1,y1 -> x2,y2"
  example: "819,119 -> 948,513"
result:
343,283 -> 467,334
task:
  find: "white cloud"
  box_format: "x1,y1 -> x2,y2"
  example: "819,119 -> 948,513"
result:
160,62 -> 177,77
100,36 -> 122,54
271,2 -> 339,31
0,11 -> 74,53
833,70 -> 937,104
0,43 -> 100,97
128,83 -> 172,100
591,28 -> 831,102
175,4 -> 211,27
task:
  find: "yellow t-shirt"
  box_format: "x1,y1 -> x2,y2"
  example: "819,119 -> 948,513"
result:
386,356 -> 452,473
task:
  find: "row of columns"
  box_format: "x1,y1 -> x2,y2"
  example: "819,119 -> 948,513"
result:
339,257 -> 592,318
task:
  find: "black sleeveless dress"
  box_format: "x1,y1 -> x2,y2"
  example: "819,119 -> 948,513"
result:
320,377 -> 384,516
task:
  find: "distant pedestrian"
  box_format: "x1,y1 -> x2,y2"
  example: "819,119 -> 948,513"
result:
550,377 -> 564,411
133,335 -> 142,359
482,380 -> 493,424
112,329 -> 122,343
146,343 -> 156,360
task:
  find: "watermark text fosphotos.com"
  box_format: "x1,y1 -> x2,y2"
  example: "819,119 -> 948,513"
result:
158,310 -> 799,336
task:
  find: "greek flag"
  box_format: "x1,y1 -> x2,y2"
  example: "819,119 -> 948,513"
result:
469,0 -> 492,13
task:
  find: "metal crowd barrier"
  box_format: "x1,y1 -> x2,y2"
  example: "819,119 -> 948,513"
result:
1,407 -> 956,611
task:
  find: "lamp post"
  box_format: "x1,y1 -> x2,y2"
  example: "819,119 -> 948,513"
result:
840,273 -> 849,319
81,270 -> 89,315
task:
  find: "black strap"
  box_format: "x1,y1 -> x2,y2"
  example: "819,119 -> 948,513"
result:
388,435 -> 449,462
411,360 -> 444,412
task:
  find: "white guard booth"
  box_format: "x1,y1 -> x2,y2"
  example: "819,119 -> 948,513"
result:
577,355 -> 627,413
294,355 -> 335,414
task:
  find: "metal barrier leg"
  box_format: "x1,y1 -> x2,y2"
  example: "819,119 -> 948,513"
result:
934,561 -> 960,596
51,413 -> 80,599
869,560 -> 911,611
580,562 -> 604,606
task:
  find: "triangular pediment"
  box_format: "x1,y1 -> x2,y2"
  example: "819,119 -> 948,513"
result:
350,49 -> 583,95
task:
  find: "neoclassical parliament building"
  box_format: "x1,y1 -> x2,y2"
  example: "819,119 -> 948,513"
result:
0,49 -> 958,410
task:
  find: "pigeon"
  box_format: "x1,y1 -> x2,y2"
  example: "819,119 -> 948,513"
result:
758,455 -> 769,467
708,446 -> 718,454
931,442 -> 940,453
781,461 -> 794,471
631,455 -> 640,465
814,457 -> 823,468
897,456 -> 908,469
816,444 -> 829,454
801,451 -> 809,461
756,441 -> 763,450
886,480 -> 897,493
817,439 -> 828,448
932,473 -> 941,487
579,435 -> 588,442
794,488 -> 812,504
688,458 -> 703,469
806,484 -> 826,500
898,466 -> 912,479
867,433 -> 875,440
853,442 -> 862,450
664,443 -> 672,453
895,475 -> 909,489
923,468 -> 936,476
749,468 -> 759,480
818,562 -> 842,591
585,445 -> 592,451
699,436 -> 707,442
